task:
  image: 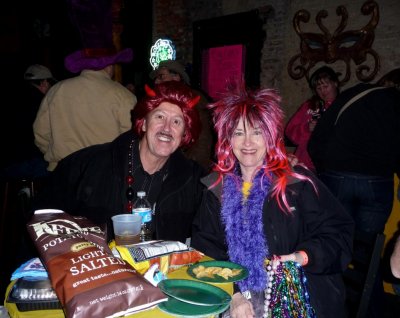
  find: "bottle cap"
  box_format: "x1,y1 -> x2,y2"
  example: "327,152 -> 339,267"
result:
137,191 -> 146,197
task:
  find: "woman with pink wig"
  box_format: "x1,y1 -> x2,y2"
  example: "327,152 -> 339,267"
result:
191,81 -> 353,318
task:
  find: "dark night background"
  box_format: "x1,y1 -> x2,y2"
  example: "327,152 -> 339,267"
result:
0,0 -> 153,299
0,0 -> 152,167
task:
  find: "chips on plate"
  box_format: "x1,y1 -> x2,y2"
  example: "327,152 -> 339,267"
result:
192,265 -> 243,280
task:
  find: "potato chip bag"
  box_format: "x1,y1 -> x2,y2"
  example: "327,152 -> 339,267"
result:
27,209 -> 167,318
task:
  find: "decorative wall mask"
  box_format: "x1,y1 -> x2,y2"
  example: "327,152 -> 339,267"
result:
288,0 -> 380,85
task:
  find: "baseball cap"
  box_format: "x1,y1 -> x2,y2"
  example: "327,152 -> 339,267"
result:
24,64 -> 55,80
150,60 -> 190,85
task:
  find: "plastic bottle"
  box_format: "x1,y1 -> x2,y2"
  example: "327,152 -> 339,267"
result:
132,191 -> 153,242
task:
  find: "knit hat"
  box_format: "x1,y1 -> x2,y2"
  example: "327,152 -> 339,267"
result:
64,0 -> 133,73
150,60 -> 190,85
24,64 -> 55,80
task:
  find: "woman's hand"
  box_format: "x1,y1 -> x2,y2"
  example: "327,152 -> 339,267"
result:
272,252 -> 308,266
308,119 -> 317,132
230,292 -> 255,318
276,253 -> 296,262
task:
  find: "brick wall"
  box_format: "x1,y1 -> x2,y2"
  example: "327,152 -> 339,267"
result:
153,0 -> 400,118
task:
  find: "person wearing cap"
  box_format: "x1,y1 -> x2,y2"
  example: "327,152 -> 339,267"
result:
150,60 -> 191,85
1,64 -> 57,179
150,60 -> 215,172
33,0 -> 137,172
24,64 -> 56,95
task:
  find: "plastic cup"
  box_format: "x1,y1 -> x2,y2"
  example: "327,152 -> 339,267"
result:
111,214 -> 141,245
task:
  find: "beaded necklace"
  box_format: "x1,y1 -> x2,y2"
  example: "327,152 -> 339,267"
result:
264,260 -> 316,318
125,139 -> 166,212
126,139 -> 135,212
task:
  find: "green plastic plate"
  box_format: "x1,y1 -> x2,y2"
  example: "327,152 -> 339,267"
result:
157,279 -> 231,306
158,296 -> 230,317
187,260 -> 249,283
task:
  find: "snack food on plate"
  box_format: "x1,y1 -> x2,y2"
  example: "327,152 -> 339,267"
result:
193,265 -> 243,280
27,209 -> 167,318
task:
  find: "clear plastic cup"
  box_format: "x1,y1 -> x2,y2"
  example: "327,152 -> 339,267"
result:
111,214 -> 141,245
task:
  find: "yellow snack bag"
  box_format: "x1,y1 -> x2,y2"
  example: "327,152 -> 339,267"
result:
111,240 -> 203,275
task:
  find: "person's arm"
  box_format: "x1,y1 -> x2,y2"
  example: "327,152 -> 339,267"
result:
33,94 -> 51,154
291,167 -> 355,273
391,236 -> 400,278
285,100 -> 313,146
117,89 -> 137,133
191,184 -> 228,261
307,103 -> 337,173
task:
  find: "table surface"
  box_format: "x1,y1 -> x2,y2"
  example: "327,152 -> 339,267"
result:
4,258 -> 233,318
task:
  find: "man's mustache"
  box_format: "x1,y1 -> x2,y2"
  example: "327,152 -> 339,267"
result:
156,131 -> 173,139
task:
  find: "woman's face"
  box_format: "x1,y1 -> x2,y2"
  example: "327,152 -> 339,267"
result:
315,78 -> 338,103
231,119 -> 267,181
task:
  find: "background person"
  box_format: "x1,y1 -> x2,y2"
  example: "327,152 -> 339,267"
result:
308,69 -> 400,317
285,66 -> 340,172
24,64 -> 56,95
192,81 -> 354,318
308,69 -> 400,237
33,0 -> 137,172
33,54 -> 136,172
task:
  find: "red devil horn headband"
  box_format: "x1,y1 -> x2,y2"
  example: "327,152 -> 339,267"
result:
187,95 -> 200,109
144,84 -> 200,109
144,84 -> 156,97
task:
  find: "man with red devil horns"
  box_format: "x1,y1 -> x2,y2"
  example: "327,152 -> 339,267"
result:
31,81 -> 205,244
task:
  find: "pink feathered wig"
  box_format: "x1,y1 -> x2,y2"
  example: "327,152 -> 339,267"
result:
131,81 -> 201,148
209,80 -> 312,211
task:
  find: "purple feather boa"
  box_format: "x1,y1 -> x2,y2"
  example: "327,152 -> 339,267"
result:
221,169 -> 271,291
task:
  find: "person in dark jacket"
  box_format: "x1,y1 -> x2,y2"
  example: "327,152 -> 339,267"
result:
308,79 -> 400,236
191,81 -> 354,318
308,71 -> 400,317
32,81 -> 205,244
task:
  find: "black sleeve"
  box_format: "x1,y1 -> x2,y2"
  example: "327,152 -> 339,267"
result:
31,145 -> 103,218
307,108 -> 336,174
191,188 -> 228,261
293,167 -> 355,274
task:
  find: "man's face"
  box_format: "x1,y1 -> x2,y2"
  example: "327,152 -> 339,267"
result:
38,79 -> 51,94
142,102 -> 185,159
154,67 -> 181,84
